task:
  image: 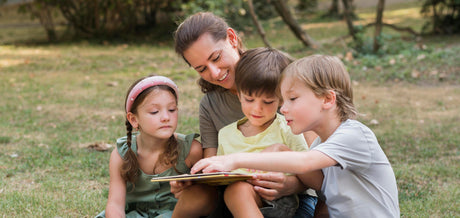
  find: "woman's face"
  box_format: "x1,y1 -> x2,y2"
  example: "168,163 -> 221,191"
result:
183,30 -> 240,92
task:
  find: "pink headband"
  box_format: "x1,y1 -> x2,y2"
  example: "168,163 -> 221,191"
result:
126,76 -> 179,113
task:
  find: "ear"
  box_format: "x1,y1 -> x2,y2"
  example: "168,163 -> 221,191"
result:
322,90 -> 336,110
126,112 -> 139,129
226,28 -> 238,48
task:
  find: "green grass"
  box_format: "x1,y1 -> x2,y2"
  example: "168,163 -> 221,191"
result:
0,1 -> 459,217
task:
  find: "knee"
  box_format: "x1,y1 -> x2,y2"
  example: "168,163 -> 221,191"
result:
224,181 -> 254,200
180,184 -> 218,209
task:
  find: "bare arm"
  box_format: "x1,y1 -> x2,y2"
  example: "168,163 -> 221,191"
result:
105,149 -> 127,218
191,150 -> 336,177
203,147 -> 217,158
185,139 -> 204,167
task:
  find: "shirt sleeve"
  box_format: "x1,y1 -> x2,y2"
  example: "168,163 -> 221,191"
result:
312,122 -> 373,171
199,98 -> 219,149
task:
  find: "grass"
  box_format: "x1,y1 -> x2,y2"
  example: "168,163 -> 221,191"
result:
0,1 -> 459,217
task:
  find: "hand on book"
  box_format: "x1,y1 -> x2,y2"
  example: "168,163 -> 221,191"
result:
170,179 -> 193,198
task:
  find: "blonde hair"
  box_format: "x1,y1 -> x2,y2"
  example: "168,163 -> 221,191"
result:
283,55 -> 357,122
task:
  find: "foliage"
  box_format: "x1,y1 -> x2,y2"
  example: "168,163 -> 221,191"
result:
295,0 -> 318,13
420,0 -> 460,34
178,0 -> 277,31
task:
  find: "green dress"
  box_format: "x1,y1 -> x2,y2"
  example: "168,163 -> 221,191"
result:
96,133 -> 198,218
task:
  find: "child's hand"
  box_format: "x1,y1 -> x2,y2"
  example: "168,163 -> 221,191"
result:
170,180 -> 192,198
190,155 -> 235,174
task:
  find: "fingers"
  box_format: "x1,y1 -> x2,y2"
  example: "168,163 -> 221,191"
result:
170,180 -> 193,198
191,156 -> 225,174
190,159 -> 207,174
253,185 -> 279,201
252,172 -> 286,183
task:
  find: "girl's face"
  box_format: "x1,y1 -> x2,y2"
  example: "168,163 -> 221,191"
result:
131,89 -> 178,140
280,77 -> 324,135
182,31 -> 240,92
239,92 -> 280,129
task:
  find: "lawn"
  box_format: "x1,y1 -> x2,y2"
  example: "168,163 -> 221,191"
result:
0,1 -> 459,217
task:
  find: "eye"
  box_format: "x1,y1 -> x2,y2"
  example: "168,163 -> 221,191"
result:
289,97 -> 297,101
169,108 -> 177,112
150,111 -> 159,115
263,100 -> 275,105
244,97 -> 254,102
212,53 -> 221,62
197,67 -> 207,73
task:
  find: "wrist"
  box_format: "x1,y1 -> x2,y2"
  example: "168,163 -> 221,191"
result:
229,153 -> 240,170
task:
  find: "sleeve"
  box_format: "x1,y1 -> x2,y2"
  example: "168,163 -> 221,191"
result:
199,97 -> 219,149
178,133 -> 200,160
312,124 -> 373,171
217,130 -> 225,156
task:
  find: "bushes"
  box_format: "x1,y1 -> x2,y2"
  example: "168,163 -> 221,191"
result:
420,0 -> 460,34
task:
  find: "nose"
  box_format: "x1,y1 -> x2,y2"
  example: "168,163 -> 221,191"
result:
160,110 -> 170,122
208,64 -> 221,79
254,101 -> 263,112
280,103 -> 287,115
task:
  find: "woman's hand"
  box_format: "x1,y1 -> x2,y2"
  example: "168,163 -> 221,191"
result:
170,180 -> 193,198
190,155 -> 236,174
248,172 -> 305,201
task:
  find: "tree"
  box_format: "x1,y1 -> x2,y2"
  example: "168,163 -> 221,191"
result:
271,0 -> 318,48
373,0 -> 385,52
19,0 -> 58,42
247,0 -> 271,47
420,0 -> 460,34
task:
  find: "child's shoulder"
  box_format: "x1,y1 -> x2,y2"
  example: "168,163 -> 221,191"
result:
326,119 -> 378,147
338,119 -> 375,136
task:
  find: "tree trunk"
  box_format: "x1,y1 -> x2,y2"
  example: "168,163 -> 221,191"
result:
28,1 -> 57,41
247,0 -> 272,47
342,0 -> 356,40
271,0 -> 318,48
373,0 -> 385,52
327,0 -> 339,16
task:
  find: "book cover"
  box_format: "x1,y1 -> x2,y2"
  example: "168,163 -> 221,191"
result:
150,172 -> 253,186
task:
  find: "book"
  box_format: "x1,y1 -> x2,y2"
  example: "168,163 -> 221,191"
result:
150,172 -> 253,186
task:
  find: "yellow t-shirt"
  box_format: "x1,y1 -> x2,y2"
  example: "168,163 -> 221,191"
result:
217,113 -> 308,156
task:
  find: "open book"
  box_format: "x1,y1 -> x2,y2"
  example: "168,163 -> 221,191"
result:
150,172 -> 253,186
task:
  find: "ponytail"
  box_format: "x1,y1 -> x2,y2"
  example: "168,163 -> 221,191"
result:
121,119 -> 140,186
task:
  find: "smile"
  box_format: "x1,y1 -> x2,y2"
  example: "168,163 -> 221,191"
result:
217,72 -> 228,81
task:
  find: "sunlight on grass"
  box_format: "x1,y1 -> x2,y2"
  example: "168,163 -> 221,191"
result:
0,0 -> 459,217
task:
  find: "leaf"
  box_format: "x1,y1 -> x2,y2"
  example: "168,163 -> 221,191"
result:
80,142 -> 113,152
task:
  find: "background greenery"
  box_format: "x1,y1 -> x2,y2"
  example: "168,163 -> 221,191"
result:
0,0 -> 459,217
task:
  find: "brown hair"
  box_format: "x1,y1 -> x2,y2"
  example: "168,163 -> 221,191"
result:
235,47 -> 293,98
174,12 -> 244,93
283,55 -> 357,122
122,76 -> 182,185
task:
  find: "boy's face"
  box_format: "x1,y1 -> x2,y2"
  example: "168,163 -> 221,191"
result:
280,77 -> 324,135
238,91 -> 280,128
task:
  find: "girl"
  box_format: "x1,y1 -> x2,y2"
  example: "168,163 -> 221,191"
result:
173,12 -> 322,218
97,75 -> 215,218
190,55 -> 400,217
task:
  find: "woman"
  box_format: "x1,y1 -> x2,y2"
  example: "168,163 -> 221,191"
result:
172,12 -> 323,218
